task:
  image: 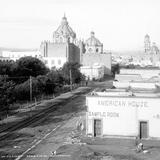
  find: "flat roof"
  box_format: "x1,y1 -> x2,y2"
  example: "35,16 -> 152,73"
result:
120,68 -> 160,70
87,88 -> 160,98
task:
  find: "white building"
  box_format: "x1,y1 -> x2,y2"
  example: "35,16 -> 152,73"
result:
42,57 -> 67,69
86,88 -> 160,139
80,65 -> 104,80
120,68 -> 160,80
1,50 -> 41,61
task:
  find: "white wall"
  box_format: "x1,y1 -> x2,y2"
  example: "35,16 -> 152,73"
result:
86,96 -> 160,138
120,69 -> 160,79
43,57 -> 67,69
2,50 -> 41,60
80,66 -> 104,80
113,81 -> 158,89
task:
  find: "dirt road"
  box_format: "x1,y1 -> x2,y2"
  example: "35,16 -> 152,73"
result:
21,96 -> 86,160
0,87 -> 91,160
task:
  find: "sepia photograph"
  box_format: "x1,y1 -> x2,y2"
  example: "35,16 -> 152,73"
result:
0,0 -> 160,159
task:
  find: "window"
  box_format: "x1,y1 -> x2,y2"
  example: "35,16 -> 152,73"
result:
88,48 -> 92,52
51,60 -> 55,65
96,48 -> 99,52
59,37 -> 63,43
58,59 -> 61,65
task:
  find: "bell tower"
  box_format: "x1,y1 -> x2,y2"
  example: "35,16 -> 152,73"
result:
144,34 -> 151,53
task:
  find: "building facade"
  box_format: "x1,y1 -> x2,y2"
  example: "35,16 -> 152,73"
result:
0,50 -> 41,61
86,89 -> 160,139
80,65 -> 104,80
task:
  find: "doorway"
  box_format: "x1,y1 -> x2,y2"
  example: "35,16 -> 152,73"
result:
94,119 -> 102,137
139,121 -> 148,139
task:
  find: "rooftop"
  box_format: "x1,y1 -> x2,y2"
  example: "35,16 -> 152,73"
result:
87,88 -> 160,98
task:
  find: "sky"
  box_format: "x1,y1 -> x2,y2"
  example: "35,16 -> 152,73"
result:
0,0 -> 160,51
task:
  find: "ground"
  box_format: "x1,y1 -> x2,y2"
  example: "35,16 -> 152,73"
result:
1,80 -> 160,160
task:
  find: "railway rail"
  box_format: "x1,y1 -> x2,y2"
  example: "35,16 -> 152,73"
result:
0,88 -> 91,141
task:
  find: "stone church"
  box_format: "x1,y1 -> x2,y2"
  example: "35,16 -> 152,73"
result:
81,31 -> 111,75
144,34 -> 160,66
40,15 -> 80,69
40,15 -> 111,76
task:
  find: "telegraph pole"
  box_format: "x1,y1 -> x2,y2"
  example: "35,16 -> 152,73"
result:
69,69 -> 72,91
30,76 -> 32,102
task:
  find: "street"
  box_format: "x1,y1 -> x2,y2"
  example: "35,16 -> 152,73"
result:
0,86 -> 93,160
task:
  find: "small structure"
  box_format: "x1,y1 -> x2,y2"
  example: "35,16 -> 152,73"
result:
120,68 -> 160,80
80,65 -> 104,80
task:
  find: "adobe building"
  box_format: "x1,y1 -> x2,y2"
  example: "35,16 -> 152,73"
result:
87,65 -> 160,139
113,69 -> 160,89
86,88 -> 160,139
80,65 -> 104,80
119,68 -> 160,80
40,15 -> 80,69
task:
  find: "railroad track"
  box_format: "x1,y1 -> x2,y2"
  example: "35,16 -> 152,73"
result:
0,88 -> 91,141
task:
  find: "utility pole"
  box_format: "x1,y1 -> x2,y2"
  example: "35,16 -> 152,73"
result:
69,69 -> 72,91
30,76 -> 32,102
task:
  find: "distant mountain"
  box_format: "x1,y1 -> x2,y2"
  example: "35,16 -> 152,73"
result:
0,47 -> 38,52
0,47 -> 39,57
112,50 -> 144,56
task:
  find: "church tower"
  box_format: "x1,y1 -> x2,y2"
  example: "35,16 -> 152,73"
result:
144,34 -> 151,53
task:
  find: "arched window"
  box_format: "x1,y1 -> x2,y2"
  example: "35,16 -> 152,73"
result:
88,48 -> 92,53
59,37 -> 63,43
51,60 -> 55,65
58,59 -> 61,65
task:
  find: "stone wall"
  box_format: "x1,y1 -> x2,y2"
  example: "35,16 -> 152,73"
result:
68,43 -> 80,63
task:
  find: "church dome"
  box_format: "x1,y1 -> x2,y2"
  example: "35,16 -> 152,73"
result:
53,15 -> 76,42
145,34 -> 150,38
151,42 -> 159,53
85,32 -> 102,46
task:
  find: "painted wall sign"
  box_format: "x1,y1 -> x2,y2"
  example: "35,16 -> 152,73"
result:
88,111 -> 119,118
97,100 -> 148,108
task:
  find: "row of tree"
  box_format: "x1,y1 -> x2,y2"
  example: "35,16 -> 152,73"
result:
0,56 -> 85,116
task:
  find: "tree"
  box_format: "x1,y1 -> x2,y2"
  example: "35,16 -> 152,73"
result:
15,56 -> 49,78
0,60 -> 15,76
0,76 -> 15,117
111,63 -> 120,76
44,70 -> 64,94
61,62 -> 84,84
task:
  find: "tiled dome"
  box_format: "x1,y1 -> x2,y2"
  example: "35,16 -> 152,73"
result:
85,32 -> 102,46
53,15 -> 76,41
151,42 -> 159,53
145,34 -> 150,38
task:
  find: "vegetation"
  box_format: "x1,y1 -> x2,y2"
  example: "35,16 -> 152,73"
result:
0,57 -> 85,118
120,64 -> 160,69
111,63 -> 120,76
